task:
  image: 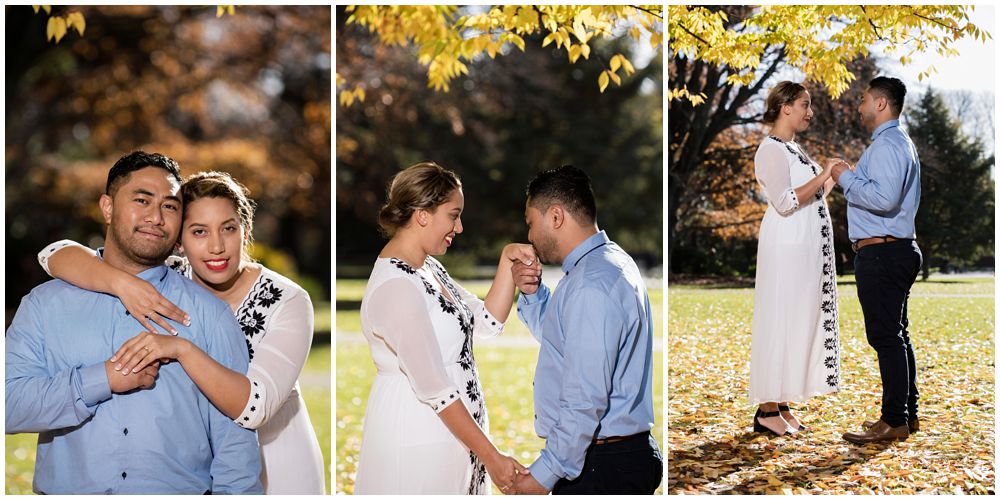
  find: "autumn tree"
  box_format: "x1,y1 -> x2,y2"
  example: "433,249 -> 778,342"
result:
667,4 -> 991,274
910,88 -> 995,278
337,5 -> 662,103
6,6 -> 332,305
336,7 -> 663,269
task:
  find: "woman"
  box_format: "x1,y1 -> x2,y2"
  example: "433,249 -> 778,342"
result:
750,81 -> 843,436
38,171 -> 325,493
355,162 -> 530,494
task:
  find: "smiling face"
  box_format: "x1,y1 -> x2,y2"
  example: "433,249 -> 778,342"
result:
420,188 -> 464,256
180,196 -> 248,288
101,166 -> 182,270
782,91 -> 814,133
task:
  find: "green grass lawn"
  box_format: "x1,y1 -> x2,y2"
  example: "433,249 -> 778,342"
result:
668,276 -> 994,494
5,343 -> 332,495
336,278 -> 664,494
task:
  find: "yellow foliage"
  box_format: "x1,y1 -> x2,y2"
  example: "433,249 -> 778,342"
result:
341,5 -> 663,103
46,16 -> 67,43
668,5 -> 990,105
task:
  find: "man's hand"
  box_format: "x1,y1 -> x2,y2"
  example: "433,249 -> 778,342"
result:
510,472 -> 548,495
105,359 -> 159,393
511,260 -> 542,295
831,160 -> 852,183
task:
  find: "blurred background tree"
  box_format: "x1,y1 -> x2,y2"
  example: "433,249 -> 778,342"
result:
336,5 -> 663,274
5,5 -> 332,312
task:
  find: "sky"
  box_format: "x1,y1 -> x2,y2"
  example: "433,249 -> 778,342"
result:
884,5 -> 995,94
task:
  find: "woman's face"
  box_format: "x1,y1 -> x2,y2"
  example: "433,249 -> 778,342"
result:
180,196 -> 248,287
418,188 -> 464,256
782,91 -> 814,132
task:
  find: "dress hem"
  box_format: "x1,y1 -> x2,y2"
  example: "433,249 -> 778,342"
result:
748,387 -> 839,407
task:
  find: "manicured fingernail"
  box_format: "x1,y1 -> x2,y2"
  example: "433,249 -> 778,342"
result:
172,329 -> 179,336
184,318 -> 191,326
133,367 -> 140,373
114,363 -> 122,370
110,355 -> 117,362
121,369 -> 129,375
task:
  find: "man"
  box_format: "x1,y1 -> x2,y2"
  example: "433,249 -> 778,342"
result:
507,165 -> 661,494
6,151 -> 262,493
833,77 -> 922,444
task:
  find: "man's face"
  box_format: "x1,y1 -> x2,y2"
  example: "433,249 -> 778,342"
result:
102,166 -> 182,267
857,89 -> 879,132
525,199 -> 561,265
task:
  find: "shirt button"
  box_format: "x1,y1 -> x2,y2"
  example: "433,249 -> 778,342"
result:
123,428 -> 128,436
121,472 -> 127,479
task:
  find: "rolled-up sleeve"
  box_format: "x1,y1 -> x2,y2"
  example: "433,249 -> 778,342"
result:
754,142 -> 799,215
369,278 -> 461,413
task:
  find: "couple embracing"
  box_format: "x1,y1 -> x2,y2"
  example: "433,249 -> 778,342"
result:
750,76 -> 923,444
355,164 -> 662,494
6,152 -> 325,493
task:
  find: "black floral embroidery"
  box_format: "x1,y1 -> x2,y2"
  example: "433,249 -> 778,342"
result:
825,356 -> 837,369
466,379 -> 480,402
823,318 -> 836,332
824,338 -> 837,350
827,373 -> 839,387
817,205 -> 827,219
389,258 -> 417,274
821,300 -> 835,313
438,295 -> 457,315
235,275 -> 287,362
820,225 -> 830,238
421,278 -> 435,296
256,283 -> 282,308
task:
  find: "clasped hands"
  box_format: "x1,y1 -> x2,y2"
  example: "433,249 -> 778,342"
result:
825,157 -> 855,183
488,453 -> 548,495
504,244 -> 542,296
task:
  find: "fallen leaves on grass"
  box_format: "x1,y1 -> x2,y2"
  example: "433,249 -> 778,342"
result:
668,278 -> 995,494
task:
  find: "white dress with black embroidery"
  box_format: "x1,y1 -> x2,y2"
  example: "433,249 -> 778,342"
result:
355,256 -> 503,495
38,242 -> 326,493
749,136 -> 841,406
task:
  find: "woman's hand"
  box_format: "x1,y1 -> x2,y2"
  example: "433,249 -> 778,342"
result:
502,243 -> 537,266
110,331 -> 193,376
484,451 -> 529,494
110,274 -> 190,335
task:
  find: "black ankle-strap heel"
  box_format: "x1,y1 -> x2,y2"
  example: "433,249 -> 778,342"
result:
778,404 -> 806,431
753,407 -> 787,436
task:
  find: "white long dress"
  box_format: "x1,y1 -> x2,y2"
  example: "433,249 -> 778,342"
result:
39,242 -> 326,494
355,256 -> 503,494
749,136 -> 841,405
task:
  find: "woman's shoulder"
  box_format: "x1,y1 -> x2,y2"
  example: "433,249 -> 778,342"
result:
754,137 -> 790,165
257,265 -> 308,300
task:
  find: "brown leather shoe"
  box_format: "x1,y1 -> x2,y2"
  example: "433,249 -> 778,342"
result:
844,420 -> 909,444
863,417 -> 919,433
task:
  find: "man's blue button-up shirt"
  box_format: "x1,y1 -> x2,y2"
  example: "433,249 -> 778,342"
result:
517,230 -> 656,490
5,263 -> 262,494
837,119 -> 921,242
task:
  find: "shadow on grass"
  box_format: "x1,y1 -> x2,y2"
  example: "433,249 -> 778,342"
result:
668,431 -> 895,493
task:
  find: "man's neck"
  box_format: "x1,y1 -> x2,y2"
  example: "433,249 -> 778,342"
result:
102,242 -> 159,276
558,225 -> 600,263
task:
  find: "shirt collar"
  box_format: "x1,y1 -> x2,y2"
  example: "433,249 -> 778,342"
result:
97,247 -> 170,285
871,119 -> 899,140
561,230 -> 610,274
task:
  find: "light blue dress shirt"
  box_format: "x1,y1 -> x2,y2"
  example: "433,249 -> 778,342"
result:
517,230 -> 656,490
837,119 -> 921,242
6,262 -> 263,494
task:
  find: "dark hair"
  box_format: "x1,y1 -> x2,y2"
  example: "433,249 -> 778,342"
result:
106,151 -> 182,196
867,76 -> 906,115
526,165 -> 597,225
378,162 -> 462,238
762,81 -> 807,125
181,171 -> 257,262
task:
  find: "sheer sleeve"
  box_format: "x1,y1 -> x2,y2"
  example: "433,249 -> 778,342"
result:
450,279 -> 504,339
754,142 -> 800,215
234,287 -> 314,429
368,277 -> 461,413
37,240 -> 93,276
